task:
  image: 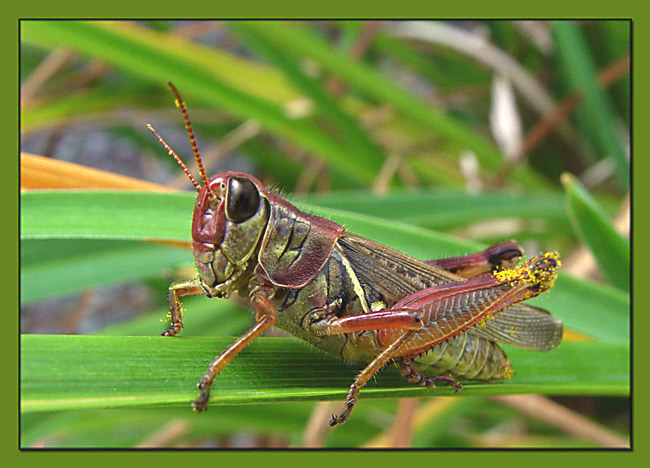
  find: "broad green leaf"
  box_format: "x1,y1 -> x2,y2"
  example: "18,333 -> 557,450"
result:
21,190 -> 630,343
21,335 -> 628,413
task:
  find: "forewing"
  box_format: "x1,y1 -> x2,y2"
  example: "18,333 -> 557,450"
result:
337,233 -> 460,304
339,233 -> 562,351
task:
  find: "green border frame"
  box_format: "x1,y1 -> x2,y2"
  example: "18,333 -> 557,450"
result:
10,2 -> 642,464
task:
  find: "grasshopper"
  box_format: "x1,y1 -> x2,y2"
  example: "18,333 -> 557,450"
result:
148,82 -> 562,426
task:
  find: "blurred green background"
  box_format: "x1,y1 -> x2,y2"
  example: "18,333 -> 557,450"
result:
20,20 -> 630,448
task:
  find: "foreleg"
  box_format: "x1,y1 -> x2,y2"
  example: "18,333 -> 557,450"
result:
193,288 -> 277,412
162,279 -> 204,337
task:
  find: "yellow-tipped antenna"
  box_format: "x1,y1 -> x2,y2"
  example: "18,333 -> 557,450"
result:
166,81 -> 213,197
146,124 -> 202,192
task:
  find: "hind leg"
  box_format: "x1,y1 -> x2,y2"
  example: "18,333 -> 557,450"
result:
426,241 -> 522,278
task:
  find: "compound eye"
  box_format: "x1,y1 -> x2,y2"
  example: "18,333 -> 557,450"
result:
225,176 -> 260,223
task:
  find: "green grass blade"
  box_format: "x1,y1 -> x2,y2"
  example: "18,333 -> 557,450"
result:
373,34 -> 490,90
21,191 -> 194,241
21,239 -> 191,304
21,86 -> 159,133
297,189 -> 572,230
21,335 -> 628,413
562,173 -> 630,291
241,21 -> 545,188
596,22 -> 630,126
229,22 -> 387,177
21,190 -> 630,344
552,21 -> 629,188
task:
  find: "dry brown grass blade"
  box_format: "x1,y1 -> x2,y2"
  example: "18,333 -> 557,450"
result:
491,394 -> 629,448
21,48 -> 75,109
20,152 -> 174,192
383,398 -> 419,447
301,401 -> 338,447
364,396 -> 461,447
135,419 -> 190,448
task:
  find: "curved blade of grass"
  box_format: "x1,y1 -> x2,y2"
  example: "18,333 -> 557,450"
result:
387,21 -> 585,158
552,21 -> 629,188
21,334 -> 628,413
240,21 -> 546,188
561,173 -> 629,291
372,33 -> 491,90
21,190 -> 630,343
229,22 -> 387,176
20,21 -> 375,184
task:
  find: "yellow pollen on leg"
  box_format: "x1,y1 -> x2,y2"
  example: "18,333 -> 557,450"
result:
493,251 -> 560,290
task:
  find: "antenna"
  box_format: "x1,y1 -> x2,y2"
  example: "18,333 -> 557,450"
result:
146,82 -> 217,199
146,123 -> 202,192
165,82 -> 214,199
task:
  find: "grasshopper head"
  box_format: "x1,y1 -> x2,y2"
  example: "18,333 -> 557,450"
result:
191,172 -> 269,297
148,83 -> 270,298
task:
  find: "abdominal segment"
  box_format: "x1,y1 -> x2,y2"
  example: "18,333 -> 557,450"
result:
412,332 -> 513,381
